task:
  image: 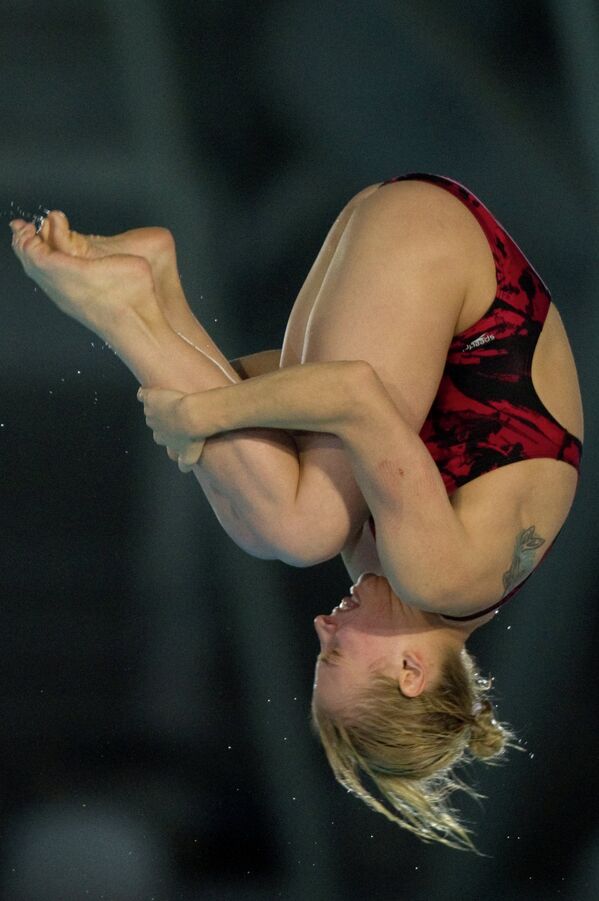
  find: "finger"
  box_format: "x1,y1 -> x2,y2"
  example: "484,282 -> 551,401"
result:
178,458 -> 195,474
152,431 -> 167,446
178,441 -> 205,468
166,448 -> 179,462
137,386 -> 158,403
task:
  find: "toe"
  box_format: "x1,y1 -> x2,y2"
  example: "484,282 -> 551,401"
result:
47,210 -> 72,252
11,221 -> 36,252
48,209 -> 70,229
38,216 -> 51,242
12,224 -> 57,272
21,231 -> 50,264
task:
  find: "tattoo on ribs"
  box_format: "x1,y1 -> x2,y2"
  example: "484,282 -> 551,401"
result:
502,525 -> 546,594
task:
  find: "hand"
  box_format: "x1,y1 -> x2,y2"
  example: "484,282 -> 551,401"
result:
137,387 -> 206,473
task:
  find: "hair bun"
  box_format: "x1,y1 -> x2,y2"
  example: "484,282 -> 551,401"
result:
467,700 -> 506,759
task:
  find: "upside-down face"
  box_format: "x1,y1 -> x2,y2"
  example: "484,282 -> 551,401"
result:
312,573 -> 447,712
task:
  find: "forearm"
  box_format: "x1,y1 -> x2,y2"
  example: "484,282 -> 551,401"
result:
183,360 -> 367,438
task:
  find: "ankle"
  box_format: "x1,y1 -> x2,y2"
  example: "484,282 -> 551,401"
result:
104,301 -> 170,349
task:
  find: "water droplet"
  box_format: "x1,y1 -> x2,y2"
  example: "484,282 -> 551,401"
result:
529,752 -> 535,759
76,370 -> 81,375
507,625 -> 511,630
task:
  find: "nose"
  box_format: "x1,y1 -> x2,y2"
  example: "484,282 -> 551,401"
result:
313,614 -> 338,641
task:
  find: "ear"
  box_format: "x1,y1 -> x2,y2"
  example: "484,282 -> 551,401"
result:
398,651 -> 427,697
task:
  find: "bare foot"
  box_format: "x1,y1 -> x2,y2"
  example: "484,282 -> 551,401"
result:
10,218 -> 162,341
35,211 -> 188,323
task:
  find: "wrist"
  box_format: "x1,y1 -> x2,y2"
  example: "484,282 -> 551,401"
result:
179,388 -> 226,440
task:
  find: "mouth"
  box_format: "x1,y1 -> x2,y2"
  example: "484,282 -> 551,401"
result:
331,595 -> 361,614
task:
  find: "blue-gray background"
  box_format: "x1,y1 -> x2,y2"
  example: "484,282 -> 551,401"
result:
1,2 -> 597,899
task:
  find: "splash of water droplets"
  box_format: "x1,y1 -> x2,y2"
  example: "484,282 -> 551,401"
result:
2,201 -> 50,229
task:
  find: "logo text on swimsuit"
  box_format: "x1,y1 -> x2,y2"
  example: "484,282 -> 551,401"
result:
464,332 -> 495,352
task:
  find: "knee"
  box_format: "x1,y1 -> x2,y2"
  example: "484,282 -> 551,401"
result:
345,183 -> 382,213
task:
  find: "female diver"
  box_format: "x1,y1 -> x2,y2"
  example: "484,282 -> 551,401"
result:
10,174 -> 584,851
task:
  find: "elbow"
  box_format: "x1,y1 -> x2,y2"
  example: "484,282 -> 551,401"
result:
431,580 -> 486,616
340,359 -> 392,436
347,359 -> 379,407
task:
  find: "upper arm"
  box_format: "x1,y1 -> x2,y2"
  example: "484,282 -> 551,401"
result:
338,365 -> 493,611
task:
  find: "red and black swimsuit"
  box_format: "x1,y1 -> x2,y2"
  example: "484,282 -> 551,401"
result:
369,173 -> 583,622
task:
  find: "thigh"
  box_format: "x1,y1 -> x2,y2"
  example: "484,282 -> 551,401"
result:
280,183 -> 381,367
291,180 -> 475,546
302,179 -> 473,429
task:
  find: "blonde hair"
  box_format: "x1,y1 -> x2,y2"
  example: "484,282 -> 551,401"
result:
310,646 -> 522,852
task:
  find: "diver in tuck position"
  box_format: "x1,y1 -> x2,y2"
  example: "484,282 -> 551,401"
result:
10,173 -> 583,851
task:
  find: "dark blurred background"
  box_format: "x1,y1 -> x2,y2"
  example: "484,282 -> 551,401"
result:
1,1 -> 597,899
